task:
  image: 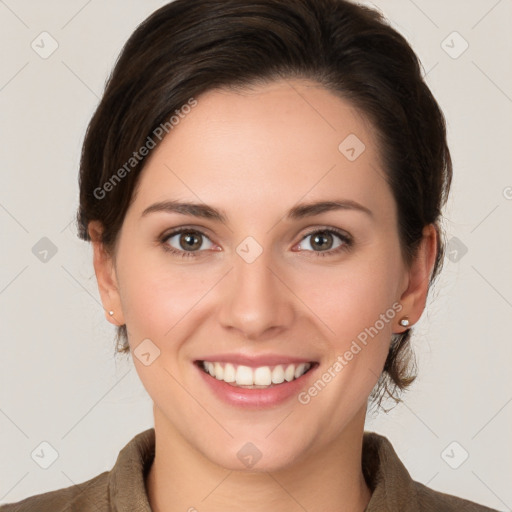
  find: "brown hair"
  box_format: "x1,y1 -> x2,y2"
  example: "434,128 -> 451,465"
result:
76,0 -> 452,406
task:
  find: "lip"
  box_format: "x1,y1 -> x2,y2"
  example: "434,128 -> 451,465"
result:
194,353 -> 315,368
194,358 -> 319,409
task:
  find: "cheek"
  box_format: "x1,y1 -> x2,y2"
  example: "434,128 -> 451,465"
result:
294,247 -> 402,412
294,259 -> 400,436
116,249 -> 208,340
299,253 -> 401,341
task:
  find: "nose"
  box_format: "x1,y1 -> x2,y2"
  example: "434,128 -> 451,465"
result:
218,244 -> 296,341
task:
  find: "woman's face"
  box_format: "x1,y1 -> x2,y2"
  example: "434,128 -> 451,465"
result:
93,79 -> 433,471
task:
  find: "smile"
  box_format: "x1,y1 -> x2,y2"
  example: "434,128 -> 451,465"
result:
197,360 -> 315,388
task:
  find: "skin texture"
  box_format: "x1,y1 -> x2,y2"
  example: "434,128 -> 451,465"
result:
89,79 -> 437,512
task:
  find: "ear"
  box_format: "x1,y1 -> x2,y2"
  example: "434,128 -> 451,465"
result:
395,224 -> 438,333
88,220 -> 125,326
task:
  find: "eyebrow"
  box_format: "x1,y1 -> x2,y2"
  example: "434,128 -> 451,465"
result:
141,199 -> 373,222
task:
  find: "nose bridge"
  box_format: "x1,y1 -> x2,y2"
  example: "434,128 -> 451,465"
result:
218,237 -> 295,338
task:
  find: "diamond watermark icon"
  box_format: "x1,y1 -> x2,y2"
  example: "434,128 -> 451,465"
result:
133,338 -> 161,366
441,31 -> 469,60
31,31 -> 59,59
236,236 -> 263,264
338,134 -> 365,162
441,441 -> 469,469
31,441 -> 59,469
237,442 -> 262,468
446,236 -> 468,263
32,237 -> 58,263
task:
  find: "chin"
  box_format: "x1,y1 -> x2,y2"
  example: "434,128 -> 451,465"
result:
199,436 -> 312,473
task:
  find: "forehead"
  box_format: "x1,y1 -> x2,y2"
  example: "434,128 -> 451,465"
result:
130,79 -> 394,225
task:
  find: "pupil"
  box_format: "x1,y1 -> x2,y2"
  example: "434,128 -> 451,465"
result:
182,233 -> 200,250
313,232 -> 332,250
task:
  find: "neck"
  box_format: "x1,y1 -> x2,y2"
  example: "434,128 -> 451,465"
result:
146,405 -> 372,512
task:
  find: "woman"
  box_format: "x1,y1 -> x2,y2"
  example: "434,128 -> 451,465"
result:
1,0 -> 500,510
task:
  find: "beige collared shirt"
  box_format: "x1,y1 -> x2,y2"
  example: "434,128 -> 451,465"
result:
0,428 -> 499,511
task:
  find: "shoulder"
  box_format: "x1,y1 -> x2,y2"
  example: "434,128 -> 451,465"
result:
363,431 -> 500,512
0,428 -> 155,512
412,480 -> 500,511
0,470 -> 110,512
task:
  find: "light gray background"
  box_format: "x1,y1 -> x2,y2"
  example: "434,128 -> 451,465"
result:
1,0 -> 511,509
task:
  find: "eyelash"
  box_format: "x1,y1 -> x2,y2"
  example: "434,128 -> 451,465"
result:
160,226 -> 353,259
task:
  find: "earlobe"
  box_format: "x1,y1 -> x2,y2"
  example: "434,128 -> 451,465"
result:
88,221 -> 125,326
396,224 -> 438,331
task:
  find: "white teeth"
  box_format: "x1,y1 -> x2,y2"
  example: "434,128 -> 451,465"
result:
235,365 -> 254,386
223,363 -> 236,382
271,365 -> 285,384
214,362 -> 224,380
294,363 -> 307,379
284,364 -> 295,382
200,361 -> 312,387
254,366 -> 272,386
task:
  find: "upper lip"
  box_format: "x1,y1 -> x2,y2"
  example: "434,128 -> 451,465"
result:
195,353 -> 317,368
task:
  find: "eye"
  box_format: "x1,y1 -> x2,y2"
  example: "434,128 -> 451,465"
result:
161,228 -> 215,258
296,228 -> 353,257
159,226 -> 353,259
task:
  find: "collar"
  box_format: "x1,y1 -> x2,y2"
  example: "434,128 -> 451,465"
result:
109,428 -> 155,512
362,431 -> 420,511
107,428 -> 419,511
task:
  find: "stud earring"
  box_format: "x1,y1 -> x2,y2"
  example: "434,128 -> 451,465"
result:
399,317 -> 410,327
109,310 -> 114,316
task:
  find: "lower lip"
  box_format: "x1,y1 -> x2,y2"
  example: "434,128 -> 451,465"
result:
195,362 -> 318,408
